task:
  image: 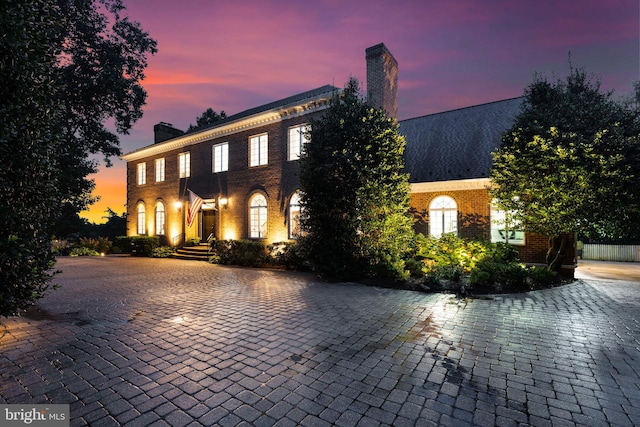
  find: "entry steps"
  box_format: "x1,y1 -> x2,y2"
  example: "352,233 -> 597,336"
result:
172,244 -> 211,261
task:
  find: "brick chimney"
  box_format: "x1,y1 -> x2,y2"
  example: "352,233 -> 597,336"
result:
366,43 -> 398,119
153,122 -> 183,144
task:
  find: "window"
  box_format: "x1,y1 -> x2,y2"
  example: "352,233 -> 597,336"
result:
137,203 -> 146,235
178,152 -> 190,178
490,204 -> 525,245
288,124 -> 310,160
249,134 -> 268,167
249,193 -> 267,238
137,162 -> 146,185
155,158 -> 165,182
429,196 -> 457,237
289,191 -> 302,239
213,142 -> 229,173
155,201 -> 165,235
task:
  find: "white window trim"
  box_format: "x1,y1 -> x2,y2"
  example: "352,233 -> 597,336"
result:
289,191 -> 302,239
155,158 -> 165,182
155,201 -> 165,236
137,203 -> 146,235
288,124 -> 310,161
249,133 -> 268,167
429,196 -> 458,238
490,204 -> 525,245
249,193 -> 268,239
178,152 -> 190,178
213,142 -> 229,173
137,162 -> 146,185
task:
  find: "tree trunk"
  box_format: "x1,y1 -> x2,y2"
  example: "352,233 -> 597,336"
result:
546,235 -> 567,273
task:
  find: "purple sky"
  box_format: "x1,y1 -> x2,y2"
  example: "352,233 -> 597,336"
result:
83,0 -> 639,223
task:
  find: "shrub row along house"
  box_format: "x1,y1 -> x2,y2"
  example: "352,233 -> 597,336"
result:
121,43 -> 576,274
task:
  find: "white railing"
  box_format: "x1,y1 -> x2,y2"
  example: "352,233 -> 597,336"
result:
582,244 -> 640,262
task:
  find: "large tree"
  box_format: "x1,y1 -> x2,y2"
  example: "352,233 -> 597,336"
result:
299,78 -> 414,280
490,68 -> 640,271
54,0 -> 157,233
0,0 -> 156,316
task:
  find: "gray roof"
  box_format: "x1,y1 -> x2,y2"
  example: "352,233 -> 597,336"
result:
184,85 -> 339,135
400,97 -> 523,183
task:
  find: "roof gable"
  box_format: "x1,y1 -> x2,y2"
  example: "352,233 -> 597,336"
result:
400,97 -> 523,183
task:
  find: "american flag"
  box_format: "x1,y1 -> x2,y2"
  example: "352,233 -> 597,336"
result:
187,190 -> 204,227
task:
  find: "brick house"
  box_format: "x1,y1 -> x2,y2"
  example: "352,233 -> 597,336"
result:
121,43 -> 575,273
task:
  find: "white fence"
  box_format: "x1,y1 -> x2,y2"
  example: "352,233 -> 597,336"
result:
582,244 -> 640,262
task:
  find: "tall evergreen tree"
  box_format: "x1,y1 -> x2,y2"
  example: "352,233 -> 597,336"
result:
299,78 -> 414,280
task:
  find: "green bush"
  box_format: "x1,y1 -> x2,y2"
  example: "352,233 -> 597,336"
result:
210,239 -> 268,267
70,247 -> 100,257
267,241 -> 310,270
52,239 -> 71,256
115,236 -> 159,257
411,233 -> 558,293
151,246 -> 174,258
527,266 -> 558,288
79,236 -> 112,254
185,237 -> 201,247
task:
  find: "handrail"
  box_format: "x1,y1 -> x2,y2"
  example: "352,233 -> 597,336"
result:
172,233 -> 185,247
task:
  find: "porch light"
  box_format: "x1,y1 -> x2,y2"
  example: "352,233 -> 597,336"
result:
173,201 -> 183,210
219,197 -> 228,207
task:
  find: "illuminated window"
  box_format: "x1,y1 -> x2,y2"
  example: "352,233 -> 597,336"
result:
249,134 -> 268,167
288,124 -> 310,160
155,158 -> 165,182
490,204 -> 525,245
137,203 -> 146,235
429,196 -> 457,237
178,152 -> 190,178
137,162 -> 146,185
155,201 -> 165,235
213,142 -> 229,173
289,191 -> 302,239
249,193 -> 267,238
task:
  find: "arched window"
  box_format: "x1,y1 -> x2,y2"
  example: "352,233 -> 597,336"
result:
289,191 -> 302,239
137,203 -> 146,235
155,201 -> 165,236
249,193 -> 267,239
429,196 -> 457,237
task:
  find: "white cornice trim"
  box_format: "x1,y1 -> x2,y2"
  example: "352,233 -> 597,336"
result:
410,178 -> 492,193
121,93 -> 333,162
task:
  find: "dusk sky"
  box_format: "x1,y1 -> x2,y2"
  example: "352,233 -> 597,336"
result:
82,0 -> 639,223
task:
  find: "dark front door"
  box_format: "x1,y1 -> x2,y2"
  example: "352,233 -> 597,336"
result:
201,210 -> 216,241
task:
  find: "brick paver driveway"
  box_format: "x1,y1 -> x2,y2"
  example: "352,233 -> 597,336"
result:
1,256 -> 639,426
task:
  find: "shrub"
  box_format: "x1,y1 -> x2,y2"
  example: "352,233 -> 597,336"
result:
267,241 -> 310,270
210,239 -> 268,267
151,246 -> 174,258
527,266 -> 558,288
70,247 -> 100,257
115,236 -> 160,257
52,239 -> 71,256
185,237 -> 201,247
79,236 -> 112,254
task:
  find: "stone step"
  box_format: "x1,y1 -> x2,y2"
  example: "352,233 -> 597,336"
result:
172,244 -> 211,261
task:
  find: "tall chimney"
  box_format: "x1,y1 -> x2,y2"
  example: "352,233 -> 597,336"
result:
154,122 -> 183,144
366,43 -> 398,119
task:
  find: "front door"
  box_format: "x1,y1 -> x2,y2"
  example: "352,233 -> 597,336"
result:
201,210 -> 216,241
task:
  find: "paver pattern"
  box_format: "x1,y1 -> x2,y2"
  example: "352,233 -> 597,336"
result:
1,256 -> 639,426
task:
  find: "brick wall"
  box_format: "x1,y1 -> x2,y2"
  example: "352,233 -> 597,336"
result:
126,111 -> 324,245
